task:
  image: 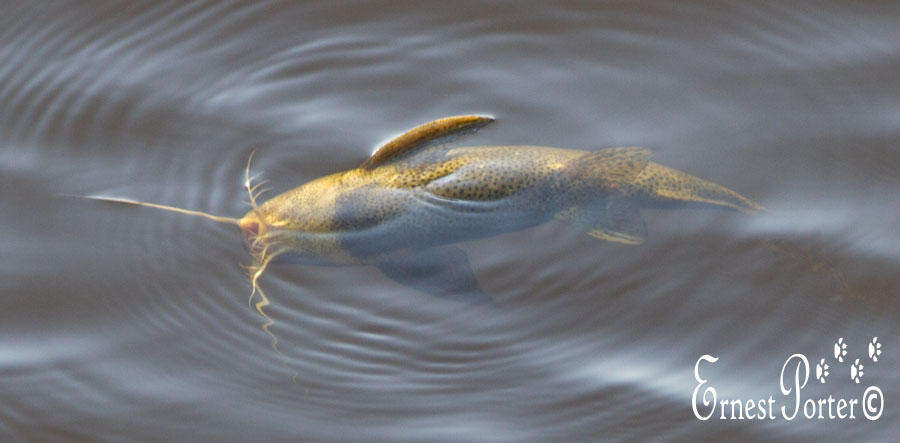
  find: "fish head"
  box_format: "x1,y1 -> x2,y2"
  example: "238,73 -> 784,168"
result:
238,213 -> 267,254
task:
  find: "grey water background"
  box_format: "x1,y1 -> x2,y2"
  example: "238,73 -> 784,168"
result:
1,1 -> 898,440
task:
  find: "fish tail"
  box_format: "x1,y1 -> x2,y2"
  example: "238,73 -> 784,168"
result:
630,163 -> 765,213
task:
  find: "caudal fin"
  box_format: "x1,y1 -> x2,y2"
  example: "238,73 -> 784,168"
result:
630,163 -> 764,213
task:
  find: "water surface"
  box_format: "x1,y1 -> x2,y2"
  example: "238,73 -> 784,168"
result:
1,1 -> 898,440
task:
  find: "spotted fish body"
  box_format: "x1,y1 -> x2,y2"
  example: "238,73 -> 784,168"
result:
240,115 -> 761,302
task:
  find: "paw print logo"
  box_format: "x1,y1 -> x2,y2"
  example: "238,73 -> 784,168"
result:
850,358 -> 865,383
868,337 -> 882,362
833,337 -> 848,362
815,358 -> 830,383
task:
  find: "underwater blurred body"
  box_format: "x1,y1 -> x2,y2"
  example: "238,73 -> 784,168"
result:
0,1 -> 898,441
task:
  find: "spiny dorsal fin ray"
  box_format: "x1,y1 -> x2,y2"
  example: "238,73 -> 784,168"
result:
362,115 -> 494,169
574,147 -> 652,190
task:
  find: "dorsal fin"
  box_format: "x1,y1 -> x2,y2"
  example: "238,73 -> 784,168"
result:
361,115 -> 494,169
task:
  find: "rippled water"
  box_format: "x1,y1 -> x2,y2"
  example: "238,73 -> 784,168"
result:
2,1 -> 898,440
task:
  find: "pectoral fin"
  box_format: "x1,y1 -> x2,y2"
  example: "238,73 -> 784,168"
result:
586,199 -> 647,245
362,115 -> 494,169
375,245 -> 494,305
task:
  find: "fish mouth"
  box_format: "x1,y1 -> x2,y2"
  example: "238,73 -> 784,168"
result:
239,217 -> 265,253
